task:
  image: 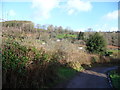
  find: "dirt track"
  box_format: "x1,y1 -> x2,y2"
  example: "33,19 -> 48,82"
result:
56,66 -> 118,88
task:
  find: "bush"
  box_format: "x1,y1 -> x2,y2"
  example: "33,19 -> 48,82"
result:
109,70 -> 120,88
2,41 -> 28,72
77,32 -> 84,40
91,56 -> 100,63
2,40 -> 61,88
86,32 -> 107,54
104,51 -> 113,56
66,61 -> 84,71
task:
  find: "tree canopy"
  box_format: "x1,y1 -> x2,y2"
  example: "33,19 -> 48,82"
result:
86,32 -> 107,54
77,32 -> 84,40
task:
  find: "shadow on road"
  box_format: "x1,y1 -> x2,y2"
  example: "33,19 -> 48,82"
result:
55,65 -> 119,88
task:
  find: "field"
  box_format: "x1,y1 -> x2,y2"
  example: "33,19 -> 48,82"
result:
56,34 -> 77,39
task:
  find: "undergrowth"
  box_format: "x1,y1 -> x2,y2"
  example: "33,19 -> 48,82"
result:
109,69 -> 120,88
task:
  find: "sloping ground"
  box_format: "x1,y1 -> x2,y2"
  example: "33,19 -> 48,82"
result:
107,45 -> 120,49
55,66 -> 118,88
78,45 -> 120,49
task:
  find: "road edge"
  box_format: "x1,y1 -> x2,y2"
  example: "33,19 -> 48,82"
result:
107,72 -> 113,88
105,66 -> 119,89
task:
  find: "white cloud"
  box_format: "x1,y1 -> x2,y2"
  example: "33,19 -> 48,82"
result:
109,27 -> 118,32
66,0 -> 92,15
75,28 -> 85,32
9,10 -> 16,16
31,0 -> 93,20
32,0 -> 60,20
104,10 -> 119,20
68,9 -> 74,15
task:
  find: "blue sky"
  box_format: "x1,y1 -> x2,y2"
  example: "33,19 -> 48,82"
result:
1,0 -> 119,32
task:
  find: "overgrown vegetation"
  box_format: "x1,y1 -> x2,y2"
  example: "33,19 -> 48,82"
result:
1,20 -> 120,88
109,68 -> 120,89
2,40 -> 60,88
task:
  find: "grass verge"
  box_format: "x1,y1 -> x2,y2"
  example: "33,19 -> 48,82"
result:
109,70 -> 120,88
47,66 -> 78,87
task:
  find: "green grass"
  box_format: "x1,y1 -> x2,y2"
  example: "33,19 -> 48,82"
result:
57,66 -> 77,79
107,49 -> 120,58
109,70 -> 120,88
56,34 -> 77,39
47,66 -> 77,87
108,49 -> 120,53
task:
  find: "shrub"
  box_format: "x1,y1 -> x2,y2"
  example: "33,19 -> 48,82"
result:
104,51 -> 113,56
91,56 -> 99,64
2,40 -> 61,88
66,61 -> 83,71
2,41 -> 28,72
86,32 -> 107,54
77,31 -> 84,40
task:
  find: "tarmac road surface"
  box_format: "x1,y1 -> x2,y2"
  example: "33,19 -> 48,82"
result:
55,66 -> 118,88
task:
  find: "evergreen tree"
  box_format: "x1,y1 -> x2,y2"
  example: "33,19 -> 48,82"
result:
77,31 -> 84,40
86,32 -> 107,54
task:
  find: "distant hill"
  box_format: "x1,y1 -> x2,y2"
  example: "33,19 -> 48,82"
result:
1,20 -> 34,28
